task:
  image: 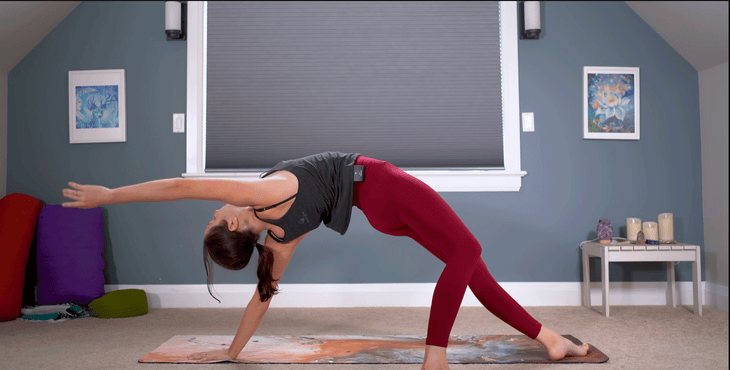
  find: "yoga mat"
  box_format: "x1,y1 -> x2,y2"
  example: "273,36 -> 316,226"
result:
139,335 -> 608,364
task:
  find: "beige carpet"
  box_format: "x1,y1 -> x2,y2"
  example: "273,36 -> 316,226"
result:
1,305 -> 727,370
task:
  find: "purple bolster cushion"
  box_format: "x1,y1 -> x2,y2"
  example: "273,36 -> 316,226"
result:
36,205 -> 105,305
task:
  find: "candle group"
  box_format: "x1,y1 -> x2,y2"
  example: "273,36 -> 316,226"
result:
625,213 -> 674,243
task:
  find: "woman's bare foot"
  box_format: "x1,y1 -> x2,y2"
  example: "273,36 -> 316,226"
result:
422,345 -> 450,370
535,326 -> 590,361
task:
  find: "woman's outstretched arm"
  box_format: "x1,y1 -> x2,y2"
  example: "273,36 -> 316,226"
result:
62,179 -> 180,208
62,177 -> 273,209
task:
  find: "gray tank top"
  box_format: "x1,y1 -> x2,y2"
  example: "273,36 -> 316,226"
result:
254,152 -> 360,243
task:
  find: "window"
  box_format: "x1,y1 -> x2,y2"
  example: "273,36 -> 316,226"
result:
184,1 -> 525,192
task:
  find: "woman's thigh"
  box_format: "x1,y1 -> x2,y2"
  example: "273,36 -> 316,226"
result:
355,157 -> 478,253
354,157 -> 410,235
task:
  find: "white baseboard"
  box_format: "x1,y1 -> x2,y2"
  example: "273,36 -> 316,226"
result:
704,282 -> 729,312
105,281 -> 707,309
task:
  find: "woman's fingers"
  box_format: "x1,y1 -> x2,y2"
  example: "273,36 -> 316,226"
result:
62,182 -> 110,209
62,188 -> 82,200
63,182 -> 86,208
63,183 -> 81,198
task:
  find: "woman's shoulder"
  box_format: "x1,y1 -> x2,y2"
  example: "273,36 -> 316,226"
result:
256,170 -> 299,200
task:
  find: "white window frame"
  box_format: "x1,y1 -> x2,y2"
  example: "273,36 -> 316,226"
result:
183,1 -> 526,192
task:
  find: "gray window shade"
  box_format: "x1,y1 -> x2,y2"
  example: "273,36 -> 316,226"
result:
206,1 -> 503,170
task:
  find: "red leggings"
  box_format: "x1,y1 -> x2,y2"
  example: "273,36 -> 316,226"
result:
353,156 -> 542,347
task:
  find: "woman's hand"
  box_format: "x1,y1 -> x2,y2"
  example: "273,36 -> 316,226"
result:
187,349 -> 234,362
62,182 -> 112,209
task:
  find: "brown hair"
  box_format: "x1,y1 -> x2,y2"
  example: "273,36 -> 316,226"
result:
203,221 -> 279,302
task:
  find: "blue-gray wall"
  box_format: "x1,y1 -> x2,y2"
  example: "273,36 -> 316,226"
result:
8,1 -> 703,287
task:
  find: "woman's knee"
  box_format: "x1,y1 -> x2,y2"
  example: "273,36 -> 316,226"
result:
447,234 -> 482,262
461,235 -> 483,258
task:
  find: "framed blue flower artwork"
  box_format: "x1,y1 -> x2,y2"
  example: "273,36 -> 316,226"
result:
583,66 -> 640,140
68,69 -> 127,144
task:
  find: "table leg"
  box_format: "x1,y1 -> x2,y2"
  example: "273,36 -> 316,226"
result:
601,249 -> 609,317
693,248 -> 702,316
667,261 -> 676,308
582,249 -> 590,309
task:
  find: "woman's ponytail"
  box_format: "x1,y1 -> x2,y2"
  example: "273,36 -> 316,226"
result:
255,243 -> 280,301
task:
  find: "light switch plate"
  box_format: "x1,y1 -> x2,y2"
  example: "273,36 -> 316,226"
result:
173,113 -> 185,133
522,112 -> 534,132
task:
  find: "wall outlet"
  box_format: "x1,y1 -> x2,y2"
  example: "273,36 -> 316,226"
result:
173,113 -> 185,133
522,112 -> 535,132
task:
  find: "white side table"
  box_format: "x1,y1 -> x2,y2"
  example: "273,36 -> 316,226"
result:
581,241 -> 702,317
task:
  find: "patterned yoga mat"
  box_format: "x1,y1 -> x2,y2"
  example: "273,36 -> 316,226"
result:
139,335 -> 608,364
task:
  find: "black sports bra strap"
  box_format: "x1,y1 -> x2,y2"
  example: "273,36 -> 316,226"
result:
267,230 -> 285,243
254,193 -> 298,213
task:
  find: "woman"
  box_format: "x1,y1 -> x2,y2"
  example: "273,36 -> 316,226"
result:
62,152 -> 589,369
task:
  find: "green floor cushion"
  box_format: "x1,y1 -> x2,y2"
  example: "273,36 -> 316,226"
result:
88,289 -> 148,319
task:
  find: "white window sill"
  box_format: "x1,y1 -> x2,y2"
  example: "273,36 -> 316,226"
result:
181,170 -> 527,192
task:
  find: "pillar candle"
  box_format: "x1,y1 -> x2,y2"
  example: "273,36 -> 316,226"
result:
627,218 -> 642,241
658,213 -> 674,242
643,221 -> 659,241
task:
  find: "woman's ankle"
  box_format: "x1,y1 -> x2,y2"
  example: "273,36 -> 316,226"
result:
423,345 -> 449,368
535,326 -> 557,346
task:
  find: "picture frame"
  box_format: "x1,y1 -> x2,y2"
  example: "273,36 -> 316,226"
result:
583,66 -> 640,140
68,69 -> 127,144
